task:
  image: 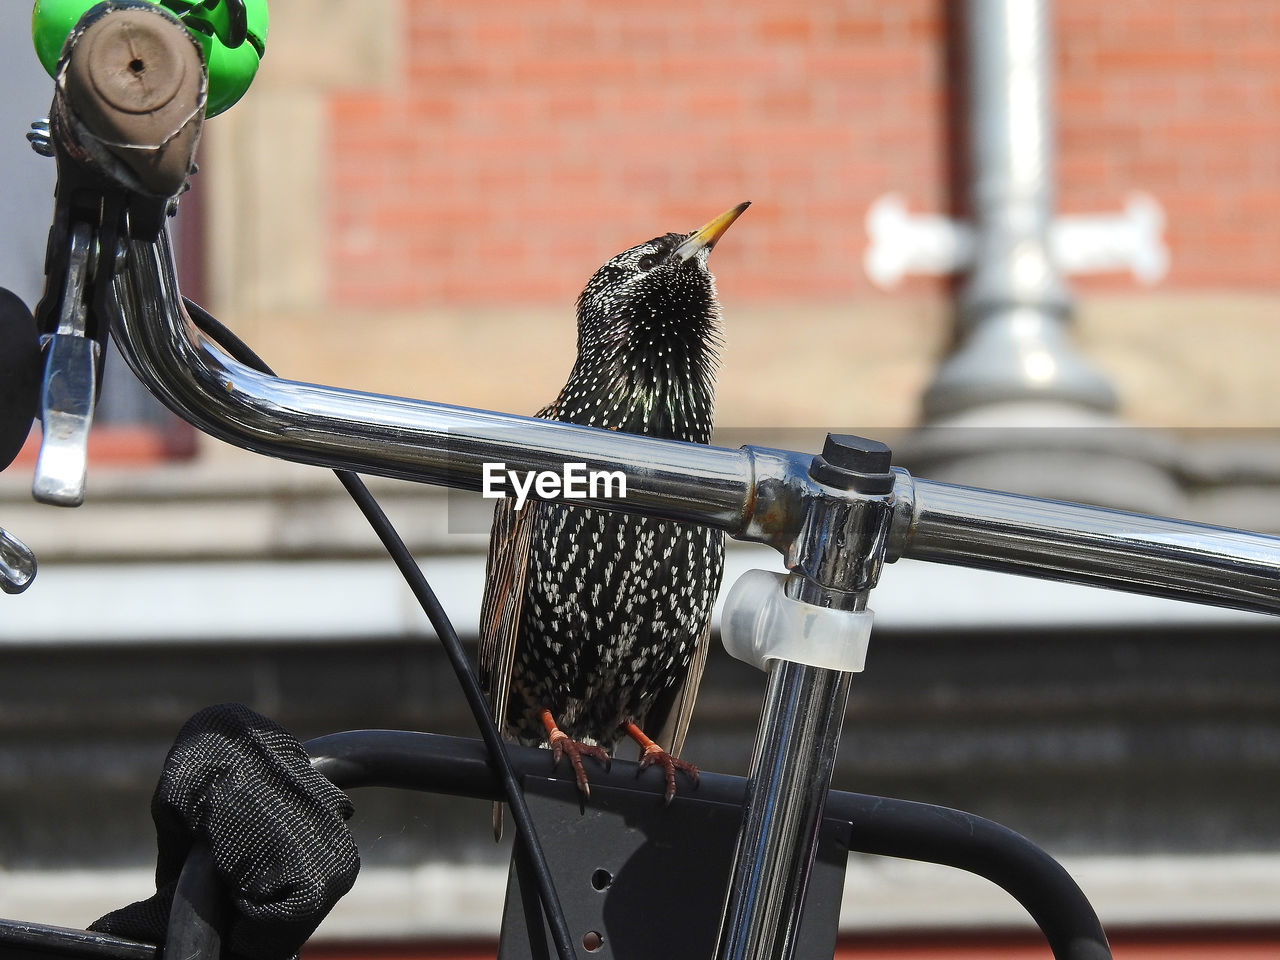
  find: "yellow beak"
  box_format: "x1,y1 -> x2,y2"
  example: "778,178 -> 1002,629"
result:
674,201 -> 751,261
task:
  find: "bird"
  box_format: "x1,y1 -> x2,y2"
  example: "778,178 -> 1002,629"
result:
478,202 -> 748,821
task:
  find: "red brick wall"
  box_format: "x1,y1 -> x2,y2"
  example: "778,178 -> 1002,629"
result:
327,0 -> 1279,309
1057,1 -> 1280,289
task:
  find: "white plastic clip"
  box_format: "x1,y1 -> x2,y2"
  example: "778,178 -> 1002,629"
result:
721,569 -> 875,674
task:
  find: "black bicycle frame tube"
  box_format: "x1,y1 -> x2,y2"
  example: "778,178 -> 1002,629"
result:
305,730 -> 1110,960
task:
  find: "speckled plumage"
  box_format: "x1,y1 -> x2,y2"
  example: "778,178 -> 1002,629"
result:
479,208 -> 744,764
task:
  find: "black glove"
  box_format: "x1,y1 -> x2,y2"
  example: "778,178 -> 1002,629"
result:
90,703 -> 360,960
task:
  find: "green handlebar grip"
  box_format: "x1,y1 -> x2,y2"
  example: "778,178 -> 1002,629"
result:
32,0 -> 268,117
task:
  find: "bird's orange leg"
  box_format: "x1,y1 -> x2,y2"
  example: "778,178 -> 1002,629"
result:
540,708 -> 610,796
624,721 -> 699,804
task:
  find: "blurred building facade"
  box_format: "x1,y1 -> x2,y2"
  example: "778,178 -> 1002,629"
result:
202,0 -> 1280,431
2,2 -> 1280,957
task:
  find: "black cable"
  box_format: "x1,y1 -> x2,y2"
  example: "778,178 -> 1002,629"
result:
513,834 -> 553,960
183,297 -> 577,960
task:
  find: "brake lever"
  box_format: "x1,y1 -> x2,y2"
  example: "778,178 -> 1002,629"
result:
33,221 -> 100,507
28,0 -> 212,507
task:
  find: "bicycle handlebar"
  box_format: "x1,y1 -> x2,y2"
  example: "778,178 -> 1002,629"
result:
108,228 -> 1280,617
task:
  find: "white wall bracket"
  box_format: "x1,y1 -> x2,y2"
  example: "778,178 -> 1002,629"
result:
864,191 -> 1168,290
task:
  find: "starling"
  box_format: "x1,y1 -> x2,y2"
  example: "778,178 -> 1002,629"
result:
479,202 -> 748,812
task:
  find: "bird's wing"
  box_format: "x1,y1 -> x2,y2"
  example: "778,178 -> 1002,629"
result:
480,405 -> 558,841
478,493 -> 536,841
648,617 -> 713,759
477,492 -> 535,739
648,527 -> 725,758
477,402 -> 557,737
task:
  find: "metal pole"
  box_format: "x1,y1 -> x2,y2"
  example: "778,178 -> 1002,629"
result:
924,0 -> 1116,417
715,438 -> 895,960
714,658 -> 856,960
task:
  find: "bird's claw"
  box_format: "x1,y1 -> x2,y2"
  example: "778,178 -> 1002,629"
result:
638,744 -> 699,805
548,730 -> 610,797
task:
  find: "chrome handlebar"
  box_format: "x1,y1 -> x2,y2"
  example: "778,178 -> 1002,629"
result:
107,227 -> 1280,616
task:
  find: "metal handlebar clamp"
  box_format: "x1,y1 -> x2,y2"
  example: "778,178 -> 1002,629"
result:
714,435 -> 897,960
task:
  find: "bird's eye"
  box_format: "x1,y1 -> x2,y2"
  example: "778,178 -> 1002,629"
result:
637,252 -> 663,271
